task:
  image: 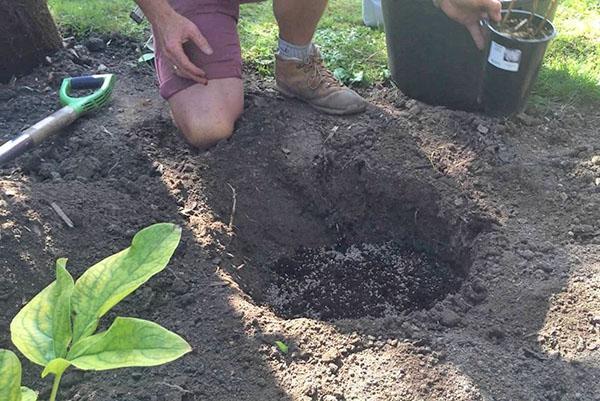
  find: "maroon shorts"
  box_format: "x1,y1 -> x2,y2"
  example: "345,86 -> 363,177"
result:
155,0 -> 249,100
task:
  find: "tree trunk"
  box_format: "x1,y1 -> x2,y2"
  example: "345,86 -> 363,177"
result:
0,0 -> 62,83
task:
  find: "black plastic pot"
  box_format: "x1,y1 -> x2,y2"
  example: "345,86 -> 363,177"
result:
482,10 -> 556,116
381,0 -> 485,111
380,1 -> 556,113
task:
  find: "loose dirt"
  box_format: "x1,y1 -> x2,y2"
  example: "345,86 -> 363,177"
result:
266,242 -> 462,320
1,36 -> 599,401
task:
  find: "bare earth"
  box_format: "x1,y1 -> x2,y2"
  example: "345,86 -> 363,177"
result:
0,37 -> 599,401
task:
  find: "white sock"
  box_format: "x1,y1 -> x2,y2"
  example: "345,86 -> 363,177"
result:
277,38 -> 314,62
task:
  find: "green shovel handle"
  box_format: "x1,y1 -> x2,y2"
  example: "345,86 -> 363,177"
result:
59,74 -> 117,116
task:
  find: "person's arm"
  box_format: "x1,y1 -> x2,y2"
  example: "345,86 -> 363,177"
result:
435,0 -> 502,50
135,0 -> 213,84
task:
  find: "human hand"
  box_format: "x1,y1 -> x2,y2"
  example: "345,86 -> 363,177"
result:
151,10 -> 213,84
438,0 -> 502,50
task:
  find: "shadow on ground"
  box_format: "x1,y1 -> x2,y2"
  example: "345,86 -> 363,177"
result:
1,45 -> 599,401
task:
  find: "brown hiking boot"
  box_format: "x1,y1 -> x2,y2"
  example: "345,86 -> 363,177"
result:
275,51 -> 367,115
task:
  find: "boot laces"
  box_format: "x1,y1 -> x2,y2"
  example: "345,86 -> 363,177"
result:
298,54 -> 338,90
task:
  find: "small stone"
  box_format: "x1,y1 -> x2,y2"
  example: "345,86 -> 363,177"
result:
97,63 -> 108,72
302,381 -> 317,396
516,113 -> 541,126
477,124 -> 489,134
454,198 -> 464,207
591,315 -> 600,325
322,396 -> 338,401
518,249 -> 535,260
281,147 -> 291,155
439,308 -> 461,327
328,363 -> 339,373
409,104 -> 421,115
322,349 -> 340,363
533,269 -> 547,280
538,262 -> 554,273
85,37 -> 106,52
591,155 -> 600,165
405,99 -> 417,108
487,327 -> 506,343
595,178 -> 600,186
150,161 -> 164,176
571,224 -> 594,235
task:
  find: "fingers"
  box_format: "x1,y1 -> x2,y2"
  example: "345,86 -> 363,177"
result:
155,16 -> 213,85
173,67 -> 208,85
483,0 -> 502,22
467,23 -> 485,50
166,43 -> 208,85
189,29 -> 213,56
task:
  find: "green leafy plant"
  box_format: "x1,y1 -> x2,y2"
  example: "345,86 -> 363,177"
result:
0,350 -> 38,401
274,341 -> 289,354
1,223 -> 190,401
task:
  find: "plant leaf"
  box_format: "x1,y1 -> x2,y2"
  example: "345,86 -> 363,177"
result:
41,358 -> 71,379
10,260 -> 75,366
67,317 -> 192,370
71,223 -> 181,343
275,341 -> 289,354
0,350 -> 22,401
21,387 -> 38,401
53,259 -> 75,358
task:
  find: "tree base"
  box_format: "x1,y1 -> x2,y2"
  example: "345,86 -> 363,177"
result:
0,0 -> 62,83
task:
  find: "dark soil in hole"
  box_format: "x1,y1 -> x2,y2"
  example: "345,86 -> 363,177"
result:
265,242 -> 463,320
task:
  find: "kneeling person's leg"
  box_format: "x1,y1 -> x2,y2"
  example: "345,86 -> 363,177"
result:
169,78 -> 243,149
154,12 -> 244,148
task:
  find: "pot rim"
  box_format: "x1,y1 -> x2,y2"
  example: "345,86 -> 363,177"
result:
484,9 -> 557,43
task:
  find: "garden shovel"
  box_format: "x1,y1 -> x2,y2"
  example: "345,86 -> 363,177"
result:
0,74 -> 116,166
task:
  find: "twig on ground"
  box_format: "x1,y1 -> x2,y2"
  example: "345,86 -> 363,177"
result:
50,202 -> 74,228
107,161 -> 119,175
227,183 -> 237,231
101,126 -> 114,138
159,382 -> 193,394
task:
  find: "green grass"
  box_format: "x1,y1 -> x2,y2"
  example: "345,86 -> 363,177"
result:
533,0 -> 600,104
48,0 -> 145,37
239,0 -> 388,85
48,0 -> 599,104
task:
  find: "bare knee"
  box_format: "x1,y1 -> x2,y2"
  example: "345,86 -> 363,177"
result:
177,114 -> 237,150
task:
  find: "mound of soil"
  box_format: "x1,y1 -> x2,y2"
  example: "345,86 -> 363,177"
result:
267,242 -> 462,319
